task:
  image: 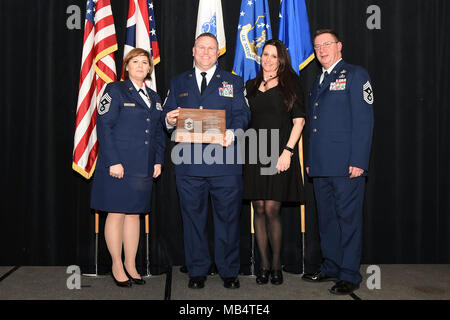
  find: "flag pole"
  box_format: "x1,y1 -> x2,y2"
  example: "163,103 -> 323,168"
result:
142,213 -> 152,278
299,136 -> 306,274
249,203 -> 256,277
83,211 -> 103,277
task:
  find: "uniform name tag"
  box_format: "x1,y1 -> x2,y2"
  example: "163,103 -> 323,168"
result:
330,79 -> 347,91
124,103 -> 135,107
219,82 -> 233,97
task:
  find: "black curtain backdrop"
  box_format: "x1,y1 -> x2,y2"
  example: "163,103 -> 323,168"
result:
1,0 -> 449,274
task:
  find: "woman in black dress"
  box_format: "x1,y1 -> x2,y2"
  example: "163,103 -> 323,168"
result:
243,40 -> 306,285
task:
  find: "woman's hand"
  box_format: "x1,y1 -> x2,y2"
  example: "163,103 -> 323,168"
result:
153,164 -> 162,178
110,164 -> 124,179
276,150 -> 292,174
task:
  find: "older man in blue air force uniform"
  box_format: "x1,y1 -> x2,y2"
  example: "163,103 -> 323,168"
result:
302,29 -> 374,296
163,33 -> 250,290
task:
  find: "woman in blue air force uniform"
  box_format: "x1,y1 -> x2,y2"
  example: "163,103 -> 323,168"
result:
91,48 -> 165,287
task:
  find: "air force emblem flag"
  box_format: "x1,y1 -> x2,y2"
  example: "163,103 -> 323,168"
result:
363,81 -> 374,105
232,0 -> 272,82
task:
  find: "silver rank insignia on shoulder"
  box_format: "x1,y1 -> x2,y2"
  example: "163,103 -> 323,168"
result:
163,89 -> 170,107
98,92 -> 112,115
363,81 -> 374,104
243,88 -> 249,108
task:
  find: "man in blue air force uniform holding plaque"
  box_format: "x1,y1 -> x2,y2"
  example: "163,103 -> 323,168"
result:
163,33 -> 250,290
302,29 -> 374,295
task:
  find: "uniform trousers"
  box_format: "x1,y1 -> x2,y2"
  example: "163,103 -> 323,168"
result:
313,176 -> 365,284
176,174 -> 242,278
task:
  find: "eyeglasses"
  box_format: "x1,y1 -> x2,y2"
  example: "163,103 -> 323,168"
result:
313,41 -> 338,50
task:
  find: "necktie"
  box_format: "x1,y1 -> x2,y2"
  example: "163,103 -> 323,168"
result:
319,71 -> 329,86
322,71 -> 329,84
139,88 -> 148,98
139,88 -> 151,108
200,72 -> 207,95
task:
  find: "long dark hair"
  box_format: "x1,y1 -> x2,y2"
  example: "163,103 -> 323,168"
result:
247,39 -> 300,111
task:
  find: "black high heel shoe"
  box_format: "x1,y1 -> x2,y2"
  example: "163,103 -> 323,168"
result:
256,269 -> 270,285
270,270 -> 283,285
124,267 -> 146,285
111,274 -> 132,287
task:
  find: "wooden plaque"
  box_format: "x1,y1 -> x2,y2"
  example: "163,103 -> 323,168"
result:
175,108 -> 226,144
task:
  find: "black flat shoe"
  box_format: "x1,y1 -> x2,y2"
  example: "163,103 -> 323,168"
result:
124,268 -> 146,285
223,277 -> 240,289
329,280 -> 360,295
188,276 -> 206,289
111,274 -> 132,287
270,270 -> 283,285
256,269 -> 270,285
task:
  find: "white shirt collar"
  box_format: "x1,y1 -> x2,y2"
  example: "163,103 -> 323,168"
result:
130,79 -> 147,93
130,79 -> 151,108
320,58 -> 342,84
194,65 -> 216,91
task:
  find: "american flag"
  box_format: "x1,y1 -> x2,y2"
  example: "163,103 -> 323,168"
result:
123,0 -> 160,91
72,0 -> 118,179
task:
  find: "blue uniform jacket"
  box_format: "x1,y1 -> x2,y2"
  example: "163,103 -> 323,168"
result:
306,60 -> 374,177
163,68 -> 250,177
95,79 -> 165,177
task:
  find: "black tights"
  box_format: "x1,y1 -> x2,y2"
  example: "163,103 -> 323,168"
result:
252,200 -> 282,271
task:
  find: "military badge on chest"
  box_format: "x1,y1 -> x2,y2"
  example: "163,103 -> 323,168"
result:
330,78 -> 347,91
219,81 -> 233,98
329,69 -> 347,91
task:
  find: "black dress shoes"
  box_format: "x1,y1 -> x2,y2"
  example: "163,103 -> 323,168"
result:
180,265 -> 188,273
188,276 -> 206,289
112,274 -> 132,288
223,277 -> 240,289
329,280 -> 360,295
270,270 -> 283,285
301,271 -> 336,283
256,269 -> 270,285
182,264 -> 217,275
124,268 -> 146,285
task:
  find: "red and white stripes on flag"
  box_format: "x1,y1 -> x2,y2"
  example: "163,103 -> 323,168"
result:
124,0 -> 160,91
72,0 -> 118,179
